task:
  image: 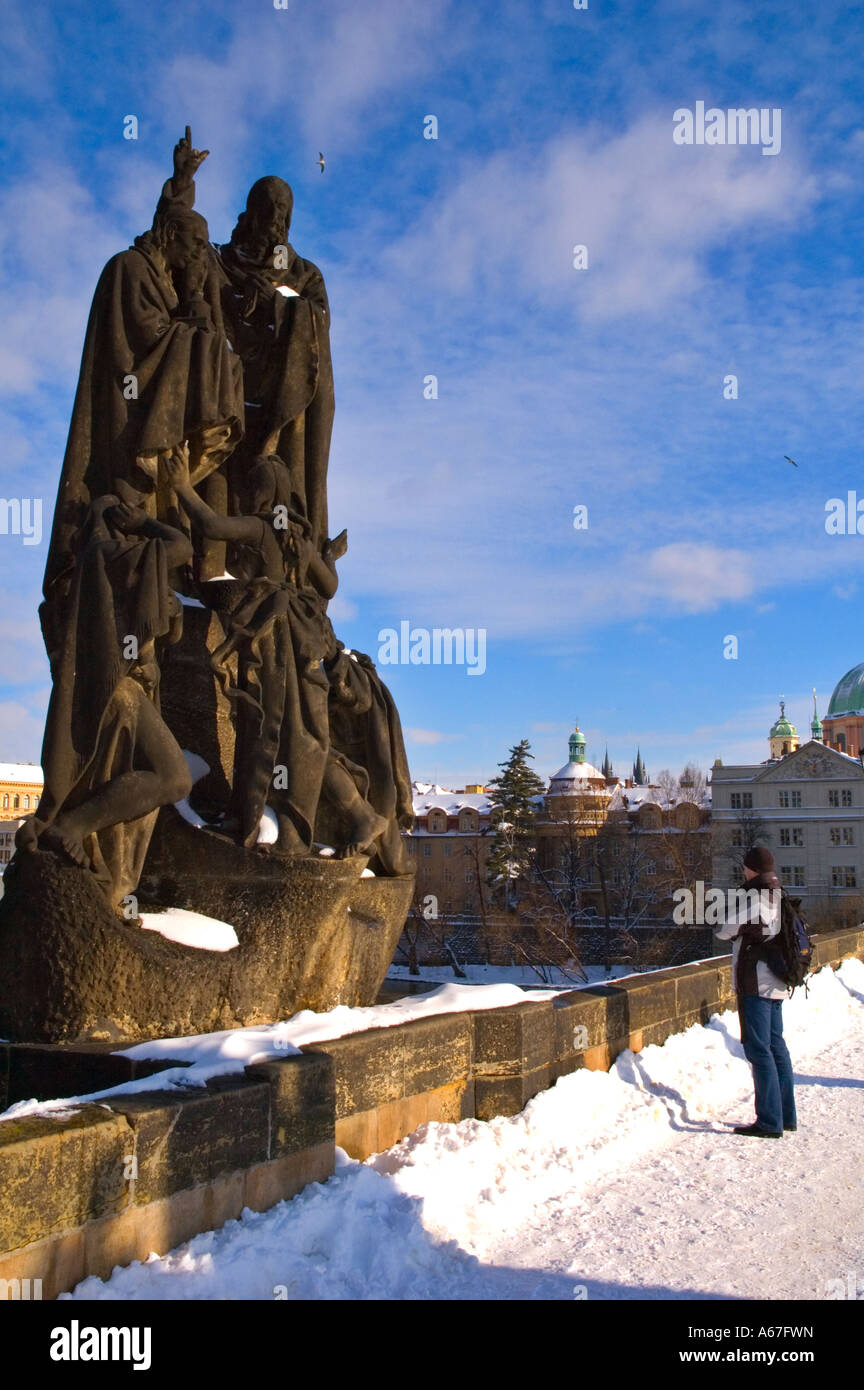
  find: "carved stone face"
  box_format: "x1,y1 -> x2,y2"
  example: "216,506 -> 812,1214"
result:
164,213 -> 210,270
236,178 -> 293,261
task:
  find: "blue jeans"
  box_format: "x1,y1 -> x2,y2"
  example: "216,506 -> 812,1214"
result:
739,994 -> 797,1133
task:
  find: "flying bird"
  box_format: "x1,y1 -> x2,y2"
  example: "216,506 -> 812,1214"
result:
785,455 -> 798,467
318,151 -> 325,174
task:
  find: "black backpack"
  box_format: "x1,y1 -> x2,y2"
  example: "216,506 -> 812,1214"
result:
759,895 -> 814,992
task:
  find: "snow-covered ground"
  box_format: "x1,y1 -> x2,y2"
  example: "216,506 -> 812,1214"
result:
64,956 -> 864,1302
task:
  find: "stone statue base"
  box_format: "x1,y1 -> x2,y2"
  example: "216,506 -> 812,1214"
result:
0,808 -> 414,1044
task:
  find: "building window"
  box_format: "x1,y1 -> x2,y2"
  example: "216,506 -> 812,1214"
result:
778,791 -> 789,808
443,842 -> 451,858
13,795 -> 19,809
731,829 -> 743,847
791,791 -> 802,808
832,866 -> 857,888
645,860 -> 656,875
730,793 -> 741,809
828,789 -> 852,808
423,843 -> 431,857
829,827 -> 854,847
22,795 -> 29,809
1,795 -> 7,809
465,872 -> 474,883
780,865 -> 806,887
782,826 -> 805,848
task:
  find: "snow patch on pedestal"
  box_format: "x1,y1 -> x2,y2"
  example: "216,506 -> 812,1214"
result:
139,908 -> 239,952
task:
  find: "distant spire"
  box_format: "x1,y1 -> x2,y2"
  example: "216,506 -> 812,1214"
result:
602,746 -> 613,779
632,749 -> 647,786
811,688 -> 823,742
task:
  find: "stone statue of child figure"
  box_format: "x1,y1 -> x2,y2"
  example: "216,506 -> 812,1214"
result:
163,446 -> 396,861
164,444 -> 334,854
18,489 -> 193,910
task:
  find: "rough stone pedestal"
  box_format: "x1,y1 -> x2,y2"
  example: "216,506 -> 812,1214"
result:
0,808 -> 414,1044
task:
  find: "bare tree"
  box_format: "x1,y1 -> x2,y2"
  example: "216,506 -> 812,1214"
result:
677,763 -> 708,804
714,808 -> 772,881
654,768 -> 678,803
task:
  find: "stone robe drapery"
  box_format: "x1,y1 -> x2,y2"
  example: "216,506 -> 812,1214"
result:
210,518 -> 332,850
44,240 -> 243,603
32,518 -> 185,906
216,241 -> 334,550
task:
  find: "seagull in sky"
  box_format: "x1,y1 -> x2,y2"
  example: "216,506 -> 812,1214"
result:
784,455 -> 798,467
318,151 -> 325,174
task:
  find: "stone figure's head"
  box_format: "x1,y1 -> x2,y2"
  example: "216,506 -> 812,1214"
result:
248,454 -> 311,539
151,207 -> 210,271
230,177 -> 294,262
248,453 -> 298,513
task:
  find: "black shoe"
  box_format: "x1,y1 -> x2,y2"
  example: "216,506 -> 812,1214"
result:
784,1124 -> 797,1132
733,1123 -> 782,1138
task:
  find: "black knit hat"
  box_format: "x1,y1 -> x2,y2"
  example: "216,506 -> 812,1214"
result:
743,846 -> 775,873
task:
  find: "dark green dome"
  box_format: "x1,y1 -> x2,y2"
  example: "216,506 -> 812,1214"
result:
770,701 -> 797,740
827,663 -> 864,718
568,727 -> 587,763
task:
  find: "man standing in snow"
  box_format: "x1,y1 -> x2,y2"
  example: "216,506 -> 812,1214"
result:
714,847 -> 797,1138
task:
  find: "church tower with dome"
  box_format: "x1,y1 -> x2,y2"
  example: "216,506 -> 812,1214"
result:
769,700 -> 799,759
544,724 -> 613,828
822,663 -> 864,759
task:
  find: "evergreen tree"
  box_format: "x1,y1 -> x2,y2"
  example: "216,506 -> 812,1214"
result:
485,738 -> 546,908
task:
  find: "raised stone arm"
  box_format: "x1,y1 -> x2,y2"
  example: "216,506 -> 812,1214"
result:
155,125 -> 208,219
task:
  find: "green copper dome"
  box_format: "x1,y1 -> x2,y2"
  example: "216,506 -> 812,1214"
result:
568,726 -> 586,763
827,663 -> 864,718
770,701 -> 797,740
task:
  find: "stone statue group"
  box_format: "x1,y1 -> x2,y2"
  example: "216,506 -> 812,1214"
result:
17,130 -> 413,913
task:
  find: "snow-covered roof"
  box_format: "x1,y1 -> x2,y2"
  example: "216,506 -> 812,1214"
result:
0,763 -> 43,785
607,785 -> 661,811
411,783 -> 493,815
548,760 -> 605,785
606,784 -> 710,813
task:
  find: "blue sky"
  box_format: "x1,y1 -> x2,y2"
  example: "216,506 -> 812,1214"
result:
1,0 -> 864,786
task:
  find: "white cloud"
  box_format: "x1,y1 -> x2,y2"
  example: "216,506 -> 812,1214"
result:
405,728 -> 463,745
642,542 -> 755,610
382,115 -> 816,319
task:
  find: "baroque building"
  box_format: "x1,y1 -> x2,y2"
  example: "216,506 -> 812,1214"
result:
711,696 -> 864,900
0,763 -> 43,825
405,782 -> 494,917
